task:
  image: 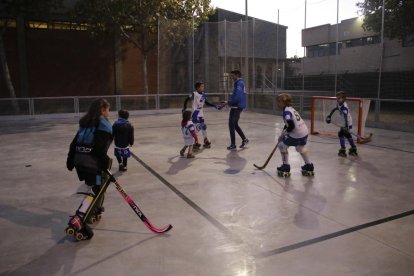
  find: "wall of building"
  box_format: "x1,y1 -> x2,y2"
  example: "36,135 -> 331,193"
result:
0,27 -> 157,98
299,17 -> 414,75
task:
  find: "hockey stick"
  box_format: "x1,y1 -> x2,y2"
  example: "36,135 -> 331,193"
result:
106,169 -> 173,234
332,122 -> 373,143
253,141 -> 280,170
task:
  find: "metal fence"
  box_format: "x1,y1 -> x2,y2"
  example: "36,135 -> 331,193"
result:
1,94 -> 413,133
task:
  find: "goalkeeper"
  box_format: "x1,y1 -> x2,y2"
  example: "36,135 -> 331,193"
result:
326,91 -> 357,157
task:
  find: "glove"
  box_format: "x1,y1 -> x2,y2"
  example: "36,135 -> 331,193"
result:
326,116 -> 331,124
66,156 -> 74,171
278,130 -> 287,142
215,104 -> 224,110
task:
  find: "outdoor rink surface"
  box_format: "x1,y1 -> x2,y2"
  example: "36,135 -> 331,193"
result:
0,110 -> 414,276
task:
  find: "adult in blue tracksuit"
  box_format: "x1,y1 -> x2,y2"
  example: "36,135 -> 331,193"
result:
226,70 -> 249,150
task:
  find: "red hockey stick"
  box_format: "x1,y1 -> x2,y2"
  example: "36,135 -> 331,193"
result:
106,169 -> 172,234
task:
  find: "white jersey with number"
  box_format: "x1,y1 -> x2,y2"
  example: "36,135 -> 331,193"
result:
191,91 -> 207,118
182,121 -> 196,146
282,106 -> 308,139
337,102 -> 353,128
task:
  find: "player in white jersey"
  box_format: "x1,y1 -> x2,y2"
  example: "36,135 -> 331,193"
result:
276,94 -> 314,177
326,91 -> 357,157
182,81 -> 218,149
180,110 -> 199,158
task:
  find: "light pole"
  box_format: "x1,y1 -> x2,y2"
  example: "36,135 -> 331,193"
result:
376,0 -> 385,122
245,0 -> 249,91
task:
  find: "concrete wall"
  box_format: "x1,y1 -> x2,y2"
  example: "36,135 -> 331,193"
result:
0,27 -> 157,98
299,17 -> 414,75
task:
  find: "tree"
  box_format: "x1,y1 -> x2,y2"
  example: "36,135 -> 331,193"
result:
357,0 -> 414,40
71,0 -> 214,98
0,0 -> 62,106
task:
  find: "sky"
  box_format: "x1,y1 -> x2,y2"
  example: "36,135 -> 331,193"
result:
210,0 -> 362,58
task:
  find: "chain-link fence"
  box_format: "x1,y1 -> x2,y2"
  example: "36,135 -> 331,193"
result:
1,4 -> 413,132
158,17 -> 286,96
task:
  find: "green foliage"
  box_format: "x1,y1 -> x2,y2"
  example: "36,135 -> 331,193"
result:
357,0 -> 414,40
71,0 -> 214,54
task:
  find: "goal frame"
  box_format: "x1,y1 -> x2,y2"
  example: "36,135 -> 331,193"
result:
310,96 -> 367,144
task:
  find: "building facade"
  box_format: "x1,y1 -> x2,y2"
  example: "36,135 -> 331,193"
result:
300,17 -> 414,75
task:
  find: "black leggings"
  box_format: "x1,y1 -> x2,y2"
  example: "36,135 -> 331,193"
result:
116,156 -> 128,167
229,108 -> 246,145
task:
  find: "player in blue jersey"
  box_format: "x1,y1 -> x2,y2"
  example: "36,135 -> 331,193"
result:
326,91 -> 357,157
276,94 -> 314,177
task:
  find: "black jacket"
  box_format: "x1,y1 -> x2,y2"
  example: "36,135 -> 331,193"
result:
112,119 -> 134,148
67,117 -> 113,180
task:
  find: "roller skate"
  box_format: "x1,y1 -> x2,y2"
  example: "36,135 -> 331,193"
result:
187,153 -> 195,158
277,164 -> 291,177
65,214 -> 94,241
88,206 -> 105,224
193,143 -> 202,151
349,147 -> 358,156
180,148 -> 186,157
338,148 -> 347,157
301,163 -> 315,176
203,138 -> 211,149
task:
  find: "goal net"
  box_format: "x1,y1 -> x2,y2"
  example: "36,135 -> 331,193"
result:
310,96 -> 371,144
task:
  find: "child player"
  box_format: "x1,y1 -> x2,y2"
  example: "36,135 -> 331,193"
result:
66,98 -> 113,240
182,81 -> 218,149
276,94 -> 314,177
180,110 -> 199,158
112,109 -> 134,171
326,91 -> 357,157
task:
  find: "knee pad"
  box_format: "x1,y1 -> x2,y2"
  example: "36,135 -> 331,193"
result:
200,122 -> 207,130
278,142 -> 288,153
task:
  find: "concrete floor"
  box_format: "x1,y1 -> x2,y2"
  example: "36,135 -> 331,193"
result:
0,110 -> 413,276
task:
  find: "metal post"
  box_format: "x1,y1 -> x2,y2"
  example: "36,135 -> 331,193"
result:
192,16 -> 195,88
252,18 -> 255,93
302,0 -> 307,92
276,9 -> 279,94
334,0 -> 339,94
156,17 -> 160,110
376,0 -> 385,122
224,20 -> 228,101
245,0 -> 249,91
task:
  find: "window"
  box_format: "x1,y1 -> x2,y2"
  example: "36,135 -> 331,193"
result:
345,36 -> 380,48
306,42 -> 342,58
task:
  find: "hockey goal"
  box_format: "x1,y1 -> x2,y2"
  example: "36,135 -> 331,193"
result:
310,96 -> 371,144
